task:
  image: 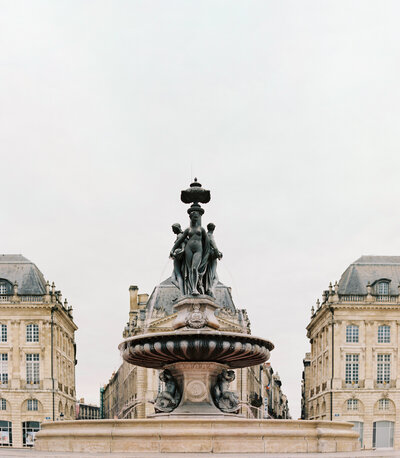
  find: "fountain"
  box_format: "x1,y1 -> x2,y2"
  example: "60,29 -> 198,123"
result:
35,180 -> 360,454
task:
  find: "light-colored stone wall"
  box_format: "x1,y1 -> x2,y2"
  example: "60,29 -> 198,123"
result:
304,288 -> 400,449
0,296 -> 77,447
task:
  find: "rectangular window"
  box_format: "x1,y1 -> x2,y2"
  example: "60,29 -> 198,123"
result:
0,285 -> 6,294
26,324 -> 39,343
22,421 -> 40,447
378,325 -> 390,343
0,399 -> 5,410
26,354 -> 39,384
377,354 -> 390,384
346,325 -> 359,343
345,354 -> 359,384
347,399 -> 358,410
27,399 -> 38,411
0,354 -> 8,384
0,325 -> 6,343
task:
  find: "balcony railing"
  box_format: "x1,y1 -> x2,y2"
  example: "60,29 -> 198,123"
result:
0,294 -> 45,303
376,295 -> 397,303
340,295 -> 366,302
339,294 -> 398,303
21,296 -> 45,303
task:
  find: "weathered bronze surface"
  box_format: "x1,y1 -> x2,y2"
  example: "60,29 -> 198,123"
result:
170,179 -> 222,298
120,180 -> 274,416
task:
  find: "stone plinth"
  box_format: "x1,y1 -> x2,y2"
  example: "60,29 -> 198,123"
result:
173,296 -> 220,330
35,418 -> 360,454
161,361 -> 228,416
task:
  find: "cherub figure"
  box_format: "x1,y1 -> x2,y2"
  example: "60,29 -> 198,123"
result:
212,369 -> 239,413
152,369 -> 181,413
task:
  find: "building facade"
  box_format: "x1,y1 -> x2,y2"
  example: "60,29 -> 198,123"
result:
76,399 -> 100,420
0,255 -> 77,448
102,282 -> 289,420
303,256 -> 400,449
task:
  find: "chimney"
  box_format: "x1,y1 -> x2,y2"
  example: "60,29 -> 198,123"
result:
129,286 -> 139,310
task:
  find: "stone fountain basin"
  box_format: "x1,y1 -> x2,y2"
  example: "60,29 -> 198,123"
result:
119,330 -> 274,369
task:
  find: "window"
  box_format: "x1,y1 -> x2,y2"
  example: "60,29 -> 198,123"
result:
377,281 -> 389,295
26,354 -> 39,384
22,421 -> 40,447
27,399 -> 38,411
0,354 -> 8,384
378,325 -> 390,343
26,324 -> 39,343
0,325 -> 6,343
0,399 -> 6,410
346,325 -> 359,343
0,284 -> 7,294
347,399 -> 358,410
377,354 -> 391,384
373,421 -> 394,448
345,354 -> 359,384
0,421 -> 12,447
379,399 -> 390,410
351,422 -> 364,447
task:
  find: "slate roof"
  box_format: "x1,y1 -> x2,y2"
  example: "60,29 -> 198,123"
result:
338,256 -> 400,295
0,255 -> 47,295
147,276 -> 237,316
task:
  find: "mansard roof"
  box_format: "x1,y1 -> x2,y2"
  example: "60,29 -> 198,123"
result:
147,276 -> 237,316
338,255 -> 400,295
0,254 -> 47,294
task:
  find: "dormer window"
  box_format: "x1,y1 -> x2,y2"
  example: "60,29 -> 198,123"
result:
377,281 -> 389,295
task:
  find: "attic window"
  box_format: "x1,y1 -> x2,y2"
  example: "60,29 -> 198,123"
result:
377,281 -> 389,295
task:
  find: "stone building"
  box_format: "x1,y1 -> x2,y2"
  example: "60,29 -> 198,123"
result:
102,282 -> 289,420
302,256 -> 400,449
262,362 -> 290,419
76,399 -> 100,420
0,255 -> 77,448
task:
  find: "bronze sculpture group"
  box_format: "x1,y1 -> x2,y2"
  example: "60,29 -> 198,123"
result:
170,209 -> 222,298
156,179 -> 239,414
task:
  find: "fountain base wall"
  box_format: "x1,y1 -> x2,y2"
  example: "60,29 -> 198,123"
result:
35,418 -> 360,454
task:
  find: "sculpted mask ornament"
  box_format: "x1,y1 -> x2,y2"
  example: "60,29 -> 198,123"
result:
186,304 -> 207,329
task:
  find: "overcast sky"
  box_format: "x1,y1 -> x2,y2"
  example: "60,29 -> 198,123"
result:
1,1 -> 400,419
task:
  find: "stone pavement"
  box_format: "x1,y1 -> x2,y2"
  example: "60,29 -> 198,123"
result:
0,449 -> 399,458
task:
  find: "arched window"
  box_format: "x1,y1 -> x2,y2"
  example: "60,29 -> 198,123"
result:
377,281 -> 389,295
347,399 -> 358,411
379,399 -> 390,410
27,399 -> 38,411
0,280 -> 11,295
346,325 -> 359,343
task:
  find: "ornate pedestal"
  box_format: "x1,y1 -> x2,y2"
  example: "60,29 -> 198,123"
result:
173,296 -> 220,330
165,361 -> 228,416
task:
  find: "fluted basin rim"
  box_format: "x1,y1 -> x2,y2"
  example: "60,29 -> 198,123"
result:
119,330 -> 274,369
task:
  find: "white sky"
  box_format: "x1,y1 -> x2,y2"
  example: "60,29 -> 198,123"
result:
1,1 -> 400,419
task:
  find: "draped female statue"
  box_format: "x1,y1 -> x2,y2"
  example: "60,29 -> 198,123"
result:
170,213 -> 222,297
170,179 -> 222,297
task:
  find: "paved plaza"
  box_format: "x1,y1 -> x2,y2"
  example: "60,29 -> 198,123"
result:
0,449 -> 398,458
